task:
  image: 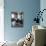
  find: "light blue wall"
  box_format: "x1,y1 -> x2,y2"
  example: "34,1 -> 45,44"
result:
40,0 -> 46,44
40,0 -> 46,27
4,0 -> 40,42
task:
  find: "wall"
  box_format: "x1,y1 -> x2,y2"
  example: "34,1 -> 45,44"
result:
40,0 -> 46,27
40,0 -> 46,45
0,0 -> 4,42
4,0 -> 40,42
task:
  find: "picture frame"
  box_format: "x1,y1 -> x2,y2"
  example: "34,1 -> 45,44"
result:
11,11 -> 24,27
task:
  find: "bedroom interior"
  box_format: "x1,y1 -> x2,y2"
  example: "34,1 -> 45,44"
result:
0,0 -> 46,46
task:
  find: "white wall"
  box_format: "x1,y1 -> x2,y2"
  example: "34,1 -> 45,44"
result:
0,0 -> 4,42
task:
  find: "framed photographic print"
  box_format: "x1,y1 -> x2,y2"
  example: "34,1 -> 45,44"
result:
11,11 -> 24,27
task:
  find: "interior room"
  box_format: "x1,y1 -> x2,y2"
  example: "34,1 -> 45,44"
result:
0,0 -> 46,46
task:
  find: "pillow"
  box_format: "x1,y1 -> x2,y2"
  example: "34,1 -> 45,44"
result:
17,37 -> 25,46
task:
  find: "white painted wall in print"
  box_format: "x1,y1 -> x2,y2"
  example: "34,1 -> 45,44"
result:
0,7 -> 4,42
0,0 -> 4,42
